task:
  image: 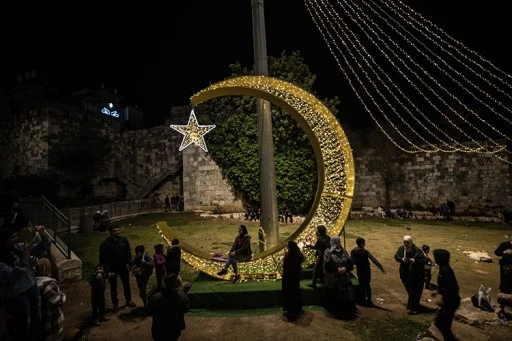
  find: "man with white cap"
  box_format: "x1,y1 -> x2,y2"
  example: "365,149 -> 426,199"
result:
394,235 -> 427,314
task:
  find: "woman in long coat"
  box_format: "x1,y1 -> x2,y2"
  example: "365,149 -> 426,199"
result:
282,240 -> 304,319
323,236 -> 359,315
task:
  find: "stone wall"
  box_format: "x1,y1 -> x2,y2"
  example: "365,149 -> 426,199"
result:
0,110 -> 50,177
352,149 -> 512,215
1,103 -> 511,216
182,146 -> 244,212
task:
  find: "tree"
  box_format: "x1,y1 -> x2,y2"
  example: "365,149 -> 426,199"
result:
195,51 -> 340,215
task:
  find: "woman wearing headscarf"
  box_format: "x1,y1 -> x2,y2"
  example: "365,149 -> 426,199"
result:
217,225 -> 252,283
281,240 -> 304,319
394,235 -> 427,314
35,257 -> 66,340
323,236 -> 360,315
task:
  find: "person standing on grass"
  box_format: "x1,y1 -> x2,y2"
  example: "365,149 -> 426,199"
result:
164,195 -> 171,212
153,244 -> 167,290
323,236 -> 360,316
394,235 -> 427,315
166,239 -> 182,278
99,224 -> 136,312
130,245 -> 155,309
305,224 -> 330,289
350,237 -> 385,306
281,240 -> 304,320
146,273 -> 190,341
432,249 -> 460,341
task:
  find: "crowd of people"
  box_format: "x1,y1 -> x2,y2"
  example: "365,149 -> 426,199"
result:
3,200 -> 512,341
0,201 -> 189,341
95,224 -> 188,340
0,217 -> 65,340
294,225 -> 512,339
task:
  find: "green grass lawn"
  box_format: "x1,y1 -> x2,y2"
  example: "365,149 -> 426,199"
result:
67,212 -> 512,340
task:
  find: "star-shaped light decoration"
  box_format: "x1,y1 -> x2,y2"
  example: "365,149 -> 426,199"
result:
170,109 -> 216,152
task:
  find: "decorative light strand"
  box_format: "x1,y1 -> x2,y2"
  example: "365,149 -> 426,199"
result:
304,0 -> 512,163
366,0 -> 512,139
327,0 -> 466,152
340,0 -> 506,151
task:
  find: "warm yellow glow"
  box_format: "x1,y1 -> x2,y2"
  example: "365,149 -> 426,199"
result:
157,75 -> 355,280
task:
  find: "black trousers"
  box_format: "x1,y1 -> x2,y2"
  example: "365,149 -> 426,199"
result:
108,267 -> 132,305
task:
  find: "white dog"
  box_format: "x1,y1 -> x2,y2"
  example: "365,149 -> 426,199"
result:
471,284 -> 494,312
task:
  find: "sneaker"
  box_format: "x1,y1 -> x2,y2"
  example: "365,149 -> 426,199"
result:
112,304 -> 119,313
307,283 -> 317,289
232,274 -> 241,284
217,268 -> 228,276
126,301 -> 136,308
94,319 -> 101,326
99,316 -> 110,322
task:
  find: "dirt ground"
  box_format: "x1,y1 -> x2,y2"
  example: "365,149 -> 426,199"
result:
57,216 -> 512,341
60,277 -> 510,341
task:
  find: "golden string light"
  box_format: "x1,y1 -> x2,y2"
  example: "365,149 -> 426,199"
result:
157,76 -> 355,280
304,0 -> 512,163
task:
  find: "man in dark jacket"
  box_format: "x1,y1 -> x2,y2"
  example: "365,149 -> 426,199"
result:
99,224 -> 136,312
305,225 -> 330,288
351,237 -> 385,306
166,238 -> 181,277
494,239 -> 512,316
147,273 -> 190,341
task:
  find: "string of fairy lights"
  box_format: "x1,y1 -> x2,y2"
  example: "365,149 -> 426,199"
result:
304,0 -> 512,163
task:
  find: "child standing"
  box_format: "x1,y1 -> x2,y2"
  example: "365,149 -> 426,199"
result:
90,264 -> 109,326
350,237 -> 385,306
422,244 -> 436,290
153,244 -> 167,290
432,249 -> 460,341
131,245 -> 155,309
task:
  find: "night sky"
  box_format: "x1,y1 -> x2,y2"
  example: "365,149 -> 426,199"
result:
1,1 -> 510,126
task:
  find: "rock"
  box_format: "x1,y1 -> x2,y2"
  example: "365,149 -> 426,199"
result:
456,298 -> 499,326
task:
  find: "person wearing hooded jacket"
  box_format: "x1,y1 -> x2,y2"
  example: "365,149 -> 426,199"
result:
432,249 -> 460,341
351,237 -> 385,306
394,235 -> 427,314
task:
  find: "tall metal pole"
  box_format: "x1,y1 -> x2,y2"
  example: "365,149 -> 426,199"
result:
251,0 -> 279,249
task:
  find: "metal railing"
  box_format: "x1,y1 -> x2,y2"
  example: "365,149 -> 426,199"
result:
20,196 -> 72,259
19,196 -> 163,260
67,198 -> 162,227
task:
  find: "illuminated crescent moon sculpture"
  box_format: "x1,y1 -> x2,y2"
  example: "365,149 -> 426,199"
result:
157,75 -> 355,281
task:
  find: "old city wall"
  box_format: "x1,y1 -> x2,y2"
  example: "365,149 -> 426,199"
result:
1,107 -> 511,214
0,110 -> 50,177
182,147 -> 244,212
0,106 -> 184,201
352,148 -> 511,215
